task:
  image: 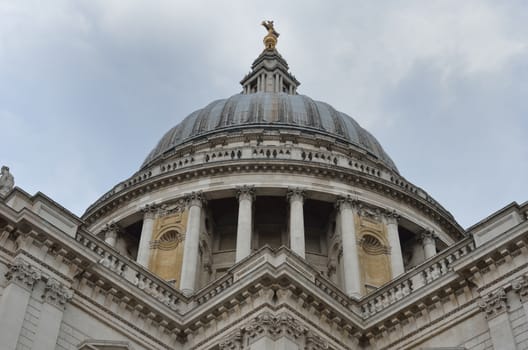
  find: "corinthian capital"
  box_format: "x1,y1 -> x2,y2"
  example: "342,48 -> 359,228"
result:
184,191 -> 205,208
287,187 -> 305,203
236,185 -> 255,202
419,229 -> 437,245
478,287 -> 509,319
5,259 -> 41,291
141,203 -> 159,219
335,195 -> 358,211
512,275 -> 528,302
382,209 -> 400,224
42,278 -> 73,309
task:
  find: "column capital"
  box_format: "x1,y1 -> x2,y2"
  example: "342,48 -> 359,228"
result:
335,195 -> 359,211
184,191 -> 206,208
5,259 -> 41,291
287,187 -> 305,203
236,185 -> 256,202
478,287 -> 509,319
419,228 -> 437,244
42,278 -> 73,310
100,222 -> 121,239
512,275 -> 528,302
141,203 -> 159,219
382,209 -> 400,224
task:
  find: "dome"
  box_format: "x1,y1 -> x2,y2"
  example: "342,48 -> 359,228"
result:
142,92 -> 397,172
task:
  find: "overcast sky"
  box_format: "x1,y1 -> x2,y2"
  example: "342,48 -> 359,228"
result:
1,1 -> 527,228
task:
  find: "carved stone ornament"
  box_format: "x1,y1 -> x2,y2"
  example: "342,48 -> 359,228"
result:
335,195 -> 358,211
420,229 -> 437,245
219,330 -> 243,350
42,278 -> 73,309
141,203 -> 159,219
100,222 -> 122,236
478,287 -> 509,319
214,312 -> 329,349
0,165 -> 14,197
5,259 -> 41,290
357,203 -> 382,221
306,331 -> 329,350
184,191 -> 205,208
286,187 -> 305,203
156,201 -> 185,217
512,275 -> 528,302
382,209 -> 399,224
236,185 -> 256,202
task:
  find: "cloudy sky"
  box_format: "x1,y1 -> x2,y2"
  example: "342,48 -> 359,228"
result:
1,1 -> 527,228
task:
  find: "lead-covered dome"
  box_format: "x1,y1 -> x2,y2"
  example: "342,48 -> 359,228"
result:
142,92 -> 397,172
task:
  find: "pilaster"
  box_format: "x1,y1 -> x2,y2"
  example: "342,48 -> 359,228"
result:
34,278 -> 73,350
478,287 -> 515,350
0,259 -> 41,350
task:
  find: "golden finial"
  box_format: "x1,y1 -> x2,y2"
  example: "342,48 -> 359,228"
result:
262,20 -> 279,50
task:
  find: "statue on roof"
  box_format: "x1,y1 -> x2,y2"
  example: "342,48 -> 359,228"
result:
262,20 -> 279,50
0,165 -> 14,197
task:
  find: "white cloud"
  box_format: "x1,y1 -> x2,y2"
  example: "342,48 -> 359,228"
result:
0,0 -> 526,227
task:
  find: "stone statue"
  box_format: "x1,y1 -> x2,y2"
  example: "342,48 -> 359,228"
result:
0,165 -> 14,197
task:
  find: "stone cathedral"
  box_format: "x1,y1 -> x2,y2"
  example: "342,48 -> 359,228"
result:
0,22 -> 527,350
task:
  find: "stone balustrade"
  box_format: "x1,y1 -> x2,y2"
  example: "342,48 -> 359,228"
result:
75,230 -> 185,311
360,237 -> 475,318
77,225 -> 474,321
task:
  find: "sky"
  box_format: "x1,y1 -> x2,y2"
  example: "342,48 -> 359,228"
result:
1,1 -> 527,229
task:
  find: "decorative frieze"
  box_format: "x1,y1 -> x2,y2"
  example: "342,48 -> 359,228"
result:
357,203 -> 382,221
478,288 -> 509,319
5,259 -> 41,291
241,312 -> 328,347
217,312 -> 330,348
42,278 -> 73,309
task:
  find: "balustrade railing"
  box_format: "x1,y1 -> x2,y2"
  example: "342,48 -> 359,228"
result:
75,230 -> 184,311
360,237 -> 475,318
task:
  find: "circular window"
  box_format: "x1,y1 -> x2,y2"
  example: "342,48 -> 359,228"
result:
361,234 -> 387,255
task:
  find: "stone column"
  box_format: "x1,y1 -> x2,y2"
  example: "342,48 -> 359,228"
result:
0,259 -> 41,350
336,196 -> 362,298
478,288 -> 515,350
34,278 -> 72,350
383,211 -> 405,278
513,275 -> 528,322
287,188 -> 306,258
101,222 -> 120,248
180,192 -> 204,295
136,204 -> 157,268
235,186 -> 255,262
421,229 -> 437,259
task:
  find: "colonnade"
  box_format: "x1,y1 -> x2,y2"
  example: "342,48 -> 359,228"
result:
102,187 -> 439,297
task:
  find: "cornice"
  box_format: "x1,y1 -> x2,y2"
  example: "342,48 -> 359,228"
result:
83,158 -> 464,240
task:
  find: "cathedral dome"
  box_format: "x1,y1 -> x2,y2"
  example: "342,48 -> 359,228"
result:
141,92 -> 398,172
